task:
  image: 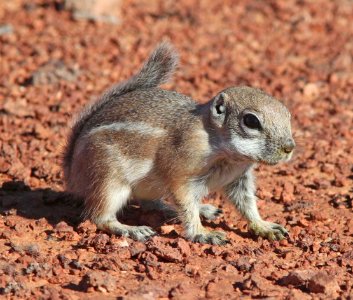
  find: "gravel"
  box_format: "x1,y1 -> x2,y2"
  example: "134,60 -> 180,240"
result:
0,0 -> 352,298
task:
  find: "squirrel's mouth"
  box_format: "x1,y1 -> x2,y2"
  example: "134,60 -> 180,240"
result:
222,145 -> 294,166
258,151 -> 294,165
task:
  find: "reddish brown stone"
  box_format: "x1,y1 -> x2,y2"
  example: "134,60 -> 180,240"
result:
0,0 -> 352,298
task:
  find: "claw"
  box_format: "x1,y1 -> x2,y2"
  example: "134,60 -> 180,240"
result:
192,230 -> 228,245
215,208 -> 223,215
110,225 -> 156,241
249,221 -> 288,241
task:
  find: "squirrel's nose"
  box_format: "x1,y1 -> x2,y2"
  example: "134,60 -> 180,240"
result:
282,138 -> 295,154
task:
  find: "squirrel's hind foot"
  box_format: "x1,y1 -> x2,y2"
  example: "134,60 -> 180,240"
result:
192,230 -> 229,245
97,220 -> 156,241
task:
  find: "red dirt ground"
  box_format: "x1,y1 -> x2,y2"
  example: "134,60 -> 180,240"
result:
0,0 -> 352,299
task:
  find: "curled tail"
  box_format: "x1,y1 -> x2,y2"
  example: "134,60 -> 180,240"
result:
111,41 -> 179,95
63,42 -> 179,175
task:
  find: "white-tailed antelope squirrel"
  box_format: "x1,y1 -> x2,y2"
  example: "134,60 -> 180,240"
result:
63,42 -> 295,245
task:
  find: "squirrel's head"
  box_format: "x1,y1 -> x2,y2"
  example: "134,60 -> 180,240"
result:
209,87 -> 295,165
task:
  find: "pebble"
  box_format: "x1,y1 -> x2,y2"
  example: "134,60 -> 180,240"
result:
0,24 -> 13,35
80,271 -> 117,293
303,83 -> 320,100
64,0 -> 121,24
280,269 -> 316,286
307,272 -> 340,296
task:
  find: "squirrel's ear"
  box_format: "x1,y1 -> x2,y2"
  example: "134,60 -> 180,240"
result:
211,92 -> 229,126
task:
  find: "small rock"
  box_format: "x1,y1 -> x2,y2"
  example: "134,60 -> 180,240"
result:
130,242 -> 147,257
34,123 -> 51,139
173,238 -> 191,257
147,238 -> 183,263
58,254 -> 71,269
24,262 -> 42,275
90,256 -> 124,271
321,163 -> 335,174
55,221 -> 74,233
3,98 -> 35,117
283,182 -> 295,195
117,238 -> 129,248
160,225 -> 176,235
24,244 -> 40,257
257,188 -> 272,199
28,60 -> 80,85
287,289 -> 312,300
250,274 -> 269,290
2,208 -> 17,216
54,221 -> 80,241
184,264 -> 200,277
1,263 -> 18,276
91,233 -> 110,251
64,0 -> 121,24
303,83 -> 320,100
0,24 -> 13,36
333,52 -> 352,70
0,157 -> 11,173
0,281 -> 24,295
80,271 -> 117,293
35,218 -> 48,228
232,256 -> 255,272
69,259 -> 84,270
333,176 -> 347,187
280,191 -> 295,203
76,220 -> 97,234
141,252 -> 159,267
206,246 -> 222,256
298,218 -> 309,227
280,269 -> 316,286
154,246 -> 183,263
206,279 -> 235,298
307,272 -> 340,296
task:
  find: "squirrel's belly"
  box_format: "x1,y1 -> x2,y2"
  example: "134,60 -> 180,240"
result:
132,177 -> 165,200
205,160 -> 251,191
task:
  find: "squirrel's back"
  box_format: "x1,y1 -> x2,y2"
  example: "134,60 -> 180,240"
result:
63,42 -> 179,174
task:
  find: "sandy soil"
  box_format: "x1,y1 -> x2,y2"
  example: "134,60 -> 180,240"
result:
0,0 -> 352,299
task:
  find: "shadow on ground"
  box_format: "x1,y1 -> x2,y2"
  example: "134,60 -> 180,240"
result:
0,180 -> 176,231
0,180 -> 255,241
0,180 -> 83,227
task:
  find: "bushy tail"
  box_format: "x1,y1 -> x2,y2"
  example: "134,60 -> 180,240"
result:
110,41 -> 179,96
63,42 -> 179,175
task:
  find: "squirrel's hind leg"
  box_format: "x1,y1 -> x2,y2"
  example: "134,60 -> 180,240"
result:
75,136 -> 156,241
89,183 -> 156,241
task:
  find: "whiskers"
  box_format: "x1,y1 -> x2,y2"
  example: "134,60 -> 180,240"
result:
291,132 -> 307,160
165,215 -> 180,225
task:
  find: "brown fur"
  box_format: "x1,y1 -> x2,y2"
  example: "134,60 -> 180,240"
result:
63,43 -> 295,244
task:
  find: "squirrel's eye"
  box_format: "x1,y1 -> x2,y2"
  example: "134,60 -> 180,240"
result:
243,113 -> 261,130
215,103 -> 225,115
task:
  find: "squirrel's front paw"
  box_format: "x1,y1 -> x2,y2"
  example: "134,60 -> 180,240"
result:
191,230 -> 229,245
249,221 -> 288,241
